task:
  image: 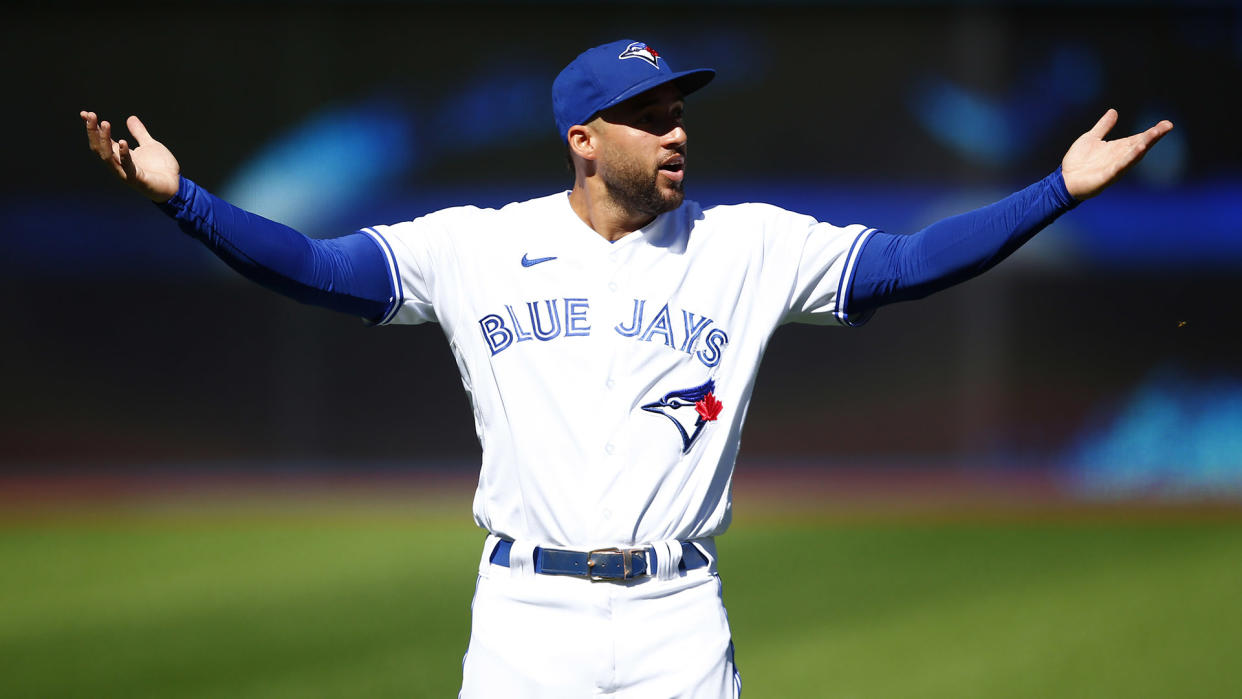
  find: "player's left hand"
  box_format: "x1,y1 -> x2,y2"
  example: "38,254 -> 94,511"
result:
80,111 -> 181,203
1060,109 -> 1173,200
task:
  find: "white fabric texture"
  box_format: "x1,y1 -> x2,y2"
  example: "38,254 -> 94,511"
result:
460,558 -> 739,698
478,533 -> 502,571
367,193 -> 870,549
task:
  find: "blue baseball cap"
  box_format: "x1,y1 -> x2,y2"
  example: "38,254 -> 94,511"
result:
552,39 -> 715,142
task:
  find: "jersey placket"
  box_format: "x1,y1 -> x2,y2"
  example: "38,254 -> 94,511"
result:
581,236 -> 646,539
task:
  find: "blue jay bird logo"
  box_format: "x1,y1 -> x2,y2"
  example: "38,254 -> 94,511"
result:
618,42 -> 661,69
641,379 -> 724,454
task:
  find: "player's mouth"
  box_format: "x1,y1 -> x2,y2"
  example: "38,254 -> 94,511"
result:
658,155 -> 685,183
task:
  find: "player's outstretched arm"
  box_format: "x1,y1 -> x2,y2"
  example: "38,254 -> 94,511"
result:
80,111 -> 180,203
846,110 -> 1172,316
1060,109 -> 1173,200
79,111 -> 396,321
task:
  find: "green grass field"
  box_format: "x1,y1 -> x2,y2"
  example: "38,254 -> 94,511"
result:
2,499 -> 1239,698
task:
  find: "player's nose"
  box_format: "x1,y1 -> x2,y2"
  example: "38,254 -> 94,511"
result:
661,123 -> 687,150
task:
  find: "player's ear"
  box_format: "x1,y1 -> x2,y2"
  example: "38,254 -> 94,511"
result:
567,124 -> 596,162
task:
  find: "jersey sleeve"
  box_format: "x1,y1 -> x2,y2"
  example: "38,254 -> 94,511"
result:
846,169 -> 1078,315
156,176 -> 396,322
359,211 -> 462,326
773,210 -> 877,327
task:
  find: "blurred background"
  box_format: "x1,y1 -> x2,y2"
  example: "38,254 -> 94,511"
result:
3,2 -> 1241,698
6,0 -> 1241,498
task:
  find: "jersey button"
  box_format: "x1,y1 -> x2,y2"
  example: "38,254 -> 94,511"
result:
602,509 -> 612,520
605,378 -> 616,389
605,443 -> 616,455
607,282 -> 618,292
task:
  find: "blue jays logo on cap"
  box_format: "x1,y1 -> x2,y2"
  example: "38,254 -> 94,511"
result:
552,39 -> 715,141
642,378 -> 724,454
618,42 -> 661,68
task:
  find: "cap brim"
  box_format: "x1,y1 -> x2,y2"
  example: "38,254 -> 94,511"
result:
588,67 -> 716,122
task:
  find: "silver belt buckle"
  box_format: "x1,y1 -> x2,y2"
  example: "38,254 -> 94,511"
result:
586,547 -> 646,581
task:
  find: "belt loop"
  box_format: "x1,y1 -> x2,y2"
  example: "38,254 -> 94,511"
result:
508,540 -> 538,578
480,533 -> 502,572
652,539 -> 682,581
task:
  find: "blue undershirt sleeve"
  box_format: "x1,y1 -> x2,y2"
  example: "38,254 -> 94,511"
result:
847,168 -> 1079,315
156,176 -> 396,322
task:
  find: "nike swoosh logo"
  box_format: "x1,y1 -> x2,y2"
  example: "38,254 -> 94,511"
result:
521,254 -> 557,267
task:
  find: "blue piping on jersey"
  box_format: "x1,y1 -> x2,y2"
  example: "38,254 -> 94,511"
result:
361,227 -> 404,325
834,227 -> 877,327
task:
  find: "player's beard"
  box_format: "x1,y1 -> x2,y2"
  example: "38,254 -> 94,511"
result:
599,153 -> 684,219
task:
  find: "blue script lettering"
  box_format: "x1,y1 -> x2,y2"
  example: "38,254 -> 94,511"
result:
695,328 -> 729,367
614,299 -> 645,337
680,310 -> 713,353
505,304 -> 533,343
527,300 -> 562,341
565,298 -> 591,337
614,298 -> 728,368
479,314 -> 513,355
640,303 -> 675,347
479,297 -> 590,355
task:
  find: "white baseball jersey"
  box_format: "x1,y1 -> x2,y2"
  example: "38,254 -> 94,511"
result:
362,192 -> 874,549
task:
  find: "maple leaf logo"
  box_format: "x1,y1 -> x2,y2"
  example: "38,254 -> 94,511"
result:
695,392 -> 723,422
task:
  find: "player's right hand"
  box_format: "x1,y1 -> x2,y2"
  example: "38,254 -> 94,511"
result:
80,111 -> 180,203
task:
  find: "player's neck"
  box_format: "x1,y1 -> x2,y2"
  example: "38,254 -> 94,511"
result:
568,179 -> 656,242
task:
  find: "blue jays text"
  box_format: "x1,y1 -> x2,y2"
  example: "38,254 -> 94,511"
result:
478,298 -> 730,367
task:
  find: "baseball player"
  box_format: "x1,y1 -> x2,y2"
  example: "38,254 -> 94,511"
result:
81,39 -> 1170,698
